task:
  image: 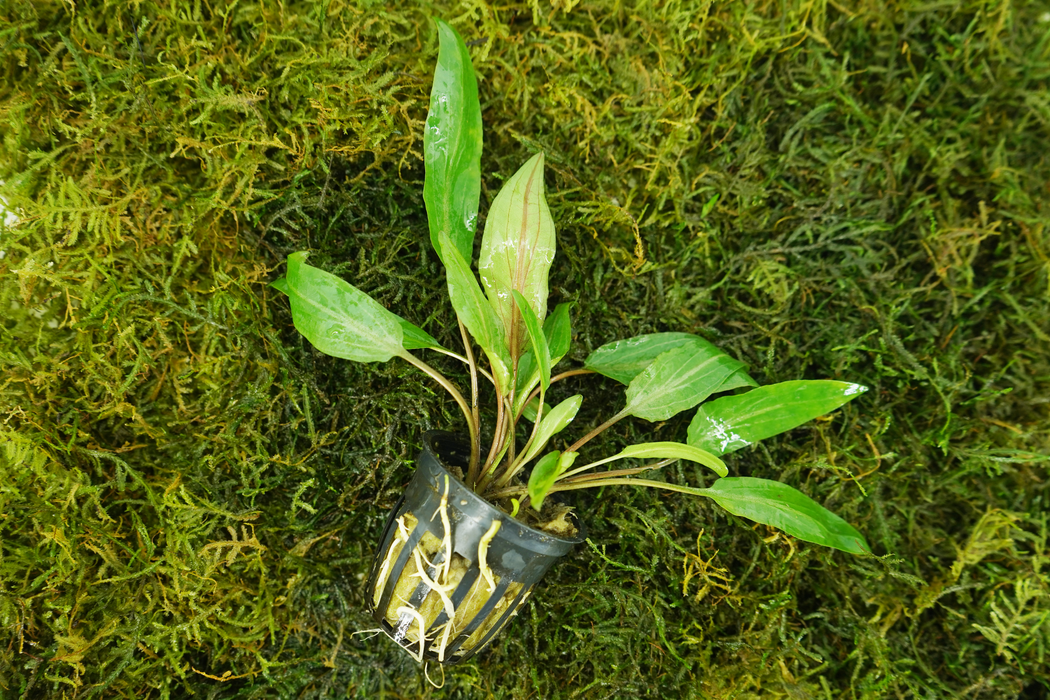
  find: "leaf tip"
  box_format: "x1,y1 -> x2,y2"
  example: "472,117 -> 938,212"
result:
852,535 -> 873,555
525,150 -> 545,177
269,276 -> 289,295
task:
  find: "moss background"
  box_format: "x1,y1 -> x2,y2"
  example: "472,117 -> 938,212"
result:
1,0 -> 1048,697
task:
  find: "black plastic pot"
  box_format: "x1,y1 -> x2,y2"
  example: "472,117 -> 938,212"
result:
366,431 -> 585,664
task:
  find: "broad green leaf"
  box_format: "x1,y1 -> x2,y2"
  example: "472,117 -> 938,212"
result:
518,395 -> 583,467
515,302 -> 572,410
438,231 -> 512,393
513,291 -> 552,391
688,380 -> 869,455
528,451 -> 562,511
586,332 -> 754,387
479,152 -> 556,356
717,367 -> 759,393
521,397 -> 551,423
423,19 -> 482,263
616,442 -> 727,477
270,276 -> 290,294
284,252 -> 404,363
623,345 -> 748,422
398,319 -> 446,351
702,477 -> 871,554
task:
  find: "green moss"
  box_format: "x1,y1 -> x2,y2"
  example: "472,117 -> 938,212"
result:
2,0 -> 1048,697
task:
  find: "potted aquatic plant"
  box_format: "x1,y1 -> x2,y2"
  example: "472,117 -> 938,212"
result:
271,19 -> 870,665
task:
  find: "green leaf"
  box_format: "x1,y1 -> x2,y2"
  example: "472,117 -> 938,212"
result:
518,395 -> 583,467
438,231 -> 512,393
521,397 -> 551,423
284,252 -> 405,363
270,276 -> 289,294
528,451 -> 562,511
688,380 -> 869,455
702,477 -> 871,554
616,442 -> 727,477
716,367 -> 759,393
515,302 -> 572,410
558,451 -> 578,472
623,344 -> 748,422
701,193 -> 719,218
513,290 -> 552,391
420,22 -> 506,388
527,451 -> 577,511
544,302 -> 572,360
478,152 -> 556,356
586,332 -> 753,387
398,319 -> 446,351
423,18 -> 482,263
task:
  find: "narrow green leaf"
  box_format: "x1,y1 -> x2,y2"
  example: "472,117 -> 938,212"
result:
623,345 -> 748,422
284,252 -> 405,363
513,290 -> 552,391
519,395 -> 583,467
420,22 -> 506,387
586,332 -> 754,387
701,193 -> 719,218
423,18 -> 482,263
702,477 -> 871,554
516,353 -> 537,400
479,152 -> 556,356
515,302 -> 572,410
438,231 -> 512,393
528,451 -> 562,511
616,442 -> 727,477
544,302 -> 572,360
688,380 -> 869,455
521,397 -> 551,423
270,276 -> 290,294
398,319 -> 446,351
572,476 -> 869,554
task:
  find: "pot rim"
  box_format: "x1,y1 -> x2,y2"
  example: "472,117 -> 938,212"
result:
422,430 -> 587,548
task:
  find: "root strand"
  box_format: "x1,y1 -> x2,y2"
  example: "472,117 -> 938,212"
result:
478,520 -> 502,593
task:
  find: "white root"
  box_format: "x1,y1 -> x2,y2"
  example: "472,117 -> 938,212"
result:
409,544 -> 457,600
423,659 -> 446,689
477,519 -> 502,593
431,619 -> 455,663
433,475 -> 453,585
372,515 -> 410,606
395,606 -> 428,663
408,544 -> 456,660
348,628 -> 384,640
377,488 -> 518,662
414,481 -> 459,661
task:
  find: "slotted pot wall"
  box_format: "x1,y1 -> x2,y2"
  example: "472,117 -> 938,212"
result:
366,431 -> 584,664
